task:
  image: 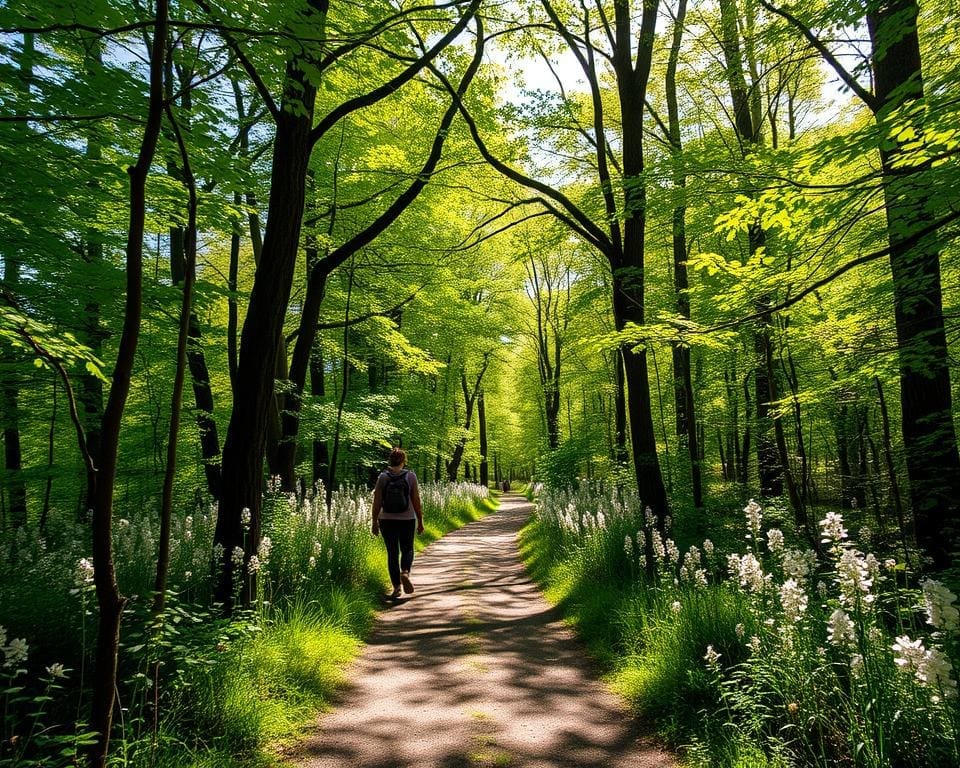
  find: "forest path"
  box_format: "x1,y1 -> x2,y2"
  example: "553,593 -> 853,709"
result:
287,494 -> 674,768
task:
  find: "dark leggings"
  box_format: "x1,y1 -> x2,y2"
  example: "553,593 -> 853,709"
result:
379,518 -> 415,586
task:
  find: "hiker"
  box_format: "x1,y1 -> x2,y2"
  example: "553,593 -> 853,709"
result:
371,447 -> 423,599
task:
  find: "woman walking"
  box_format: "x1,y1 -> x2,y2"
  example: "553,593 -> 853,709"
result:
371,447 -> 424,598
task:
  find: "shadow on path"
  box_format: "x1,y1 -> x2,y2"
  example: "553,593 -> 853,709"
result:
287,494 -> 674,768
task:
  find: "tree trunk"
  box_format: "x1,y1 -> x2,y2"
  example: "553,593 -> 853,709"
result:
867,0 -> 960,569
665,0 -> 701,507
214,4 -> 325,606
273,7 -> 482,491
478,389 -> 488,487
154,105 -> 198,614
88,3 -> 167,764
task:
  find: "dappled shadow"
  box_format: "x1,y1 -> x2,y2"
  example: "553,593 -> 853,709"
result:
287,496 -> 673,768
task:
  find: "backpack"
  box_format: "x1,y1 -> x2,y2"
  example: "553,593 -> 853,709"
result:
381,470 -> 410,515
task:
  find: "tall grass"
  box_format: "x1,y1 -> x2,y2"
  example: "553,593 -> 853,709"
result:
0,480 -> 492,767
522,484 -> 960,767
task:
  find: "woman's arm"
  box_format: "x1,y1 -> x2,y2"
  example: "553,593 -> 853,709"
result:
411,475 -> 423,534
371,477 -> 382,536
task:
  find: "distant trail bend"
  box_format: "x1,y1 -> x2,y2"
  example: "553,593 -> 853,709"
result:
288,493 -> 675,768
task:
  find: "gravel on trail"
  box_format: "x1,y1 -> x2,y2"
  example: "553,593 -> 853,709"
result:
288,493 -> 675,768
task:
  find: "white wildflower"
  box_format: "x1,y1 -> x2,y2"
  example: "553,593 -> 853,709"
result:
0,626 -> 6,647
671,601 -> 682,615
309,556 -> 317,568
827,608 -> 856,646
727,554 -> 741,580
184,571 -> 192,580
918,647 -> 958,702
748,635 -> 762,654
735,623 -> 745,639
736,553 -> 766,593
744,499 -> 762,539
213,542 -> 225,563
702,539 -> 714,557
782,548 -> 810,582
118,519 -> 130,529
184,515 -> 193,529
820,511 -> 847,545
644,507 -> 655,528
837,548 -> 874,606
864,553 -> 881,582
779,578 -> 808,623
859,526 -> 872,546
247,555 -> 261,574
651,530 -> 665,561
704,645 -> 722,670
922,579 -> 960,632
231,546 -> 245,567
665,539 -> 681,564
4,637 -> 28,667
884,558 -> 897,571
240,507 -> 251,528
46,663 -> 66,679
75,557 -> 95,587
892,634 -> 926,673
258,536 -> 273,563
624,535 -> 633,558
817,580 -> 828,599
767,528 -> 785,554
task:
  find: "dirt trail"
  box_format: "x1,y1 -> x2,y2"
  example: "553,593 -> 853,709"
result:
289,494 -> 674,768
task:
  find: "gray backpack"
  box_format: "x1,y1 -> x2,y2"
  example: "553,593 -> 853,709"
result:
382,470 -> 410,515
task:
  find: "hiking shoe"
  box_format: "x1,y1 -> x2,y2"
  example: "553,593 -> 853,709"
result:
400,571 -> 415,594
388,586 -> 401,599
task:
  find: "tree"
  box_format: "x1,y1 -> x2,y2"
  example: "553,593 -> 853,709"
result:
760,0 -> 960,567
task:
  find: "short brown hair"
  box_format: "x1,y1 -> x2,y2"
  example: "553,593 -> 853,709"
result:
388,447 -> 406,467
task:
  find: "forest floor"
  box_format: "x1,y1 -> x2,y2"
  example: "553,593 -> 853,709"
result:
285,494 -> 675,768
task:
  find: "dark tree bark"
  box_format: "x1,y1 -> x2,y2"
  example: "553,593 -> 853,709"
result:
718,0 -> 782,497
867,0 -> 960,569
214,0 -> 328,607
478,389 -> 489,487
447,355 -> 490,481
762,0 -> 960,568
454,0 -> 668,518
87,2 -> 168,764
165,50 -> 221,500
79,38 -> 105,479
154,104 -> 198,615
274,13 -> 482,491
664,0 -> 702,507
525,255 -> 567,450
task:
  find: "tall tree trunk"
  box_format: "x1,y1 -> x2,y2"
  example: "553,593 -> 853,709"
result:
275,27 -> 482,490
478,389 -> 488,487
327,266 -> 354,501
610,0 -> 668,519
447,355 -> 490,481
665,0 -> 702,507
88,2 -> 168,764
867,0 -> 960,569
718,0 -> 781,497
154,105 -> 198,614
166,59 -> 221,499
214,1 -> 326,608
79,38 -> 105,479
310,344 -> 328,486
